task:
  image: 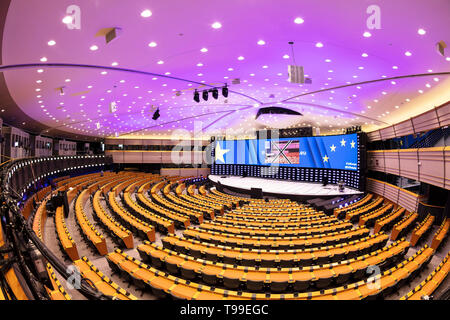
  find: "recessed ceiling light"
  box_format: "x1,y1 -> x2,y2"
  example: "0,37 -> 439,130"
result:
196,63 -> 203,67
395,105 -> 399,109
65,79 -> 71,82
363,31 -> 371,38
101,71 -> 107,75
90,45 -> 98,51
200,48 -> 208,53
361,53 -> 369,57
392,66 -> 398,69
157,60 -> 164,64
257,40 -> 266,45
37,69 -> 44,73
62,16 -> 73,24
417,28 -> 426,35
47,40 -> 56,46
446,57 -> 450,61
148,41 -> 157,47
282,54 -> 290,59
405,51 -> 412,56
325,59 -> 331,62
237,56 -> 245,60
358,66 -> 364,70
294,17 -> 304,24
141,9 -> 152,18
36,80 -> 42,84
40,57 -> 47,62
315,42 -> 323,48
391,81 -> 396,85
111,62 -> 118,66
433,77 -> 439,82
418,90 -> 424,93
211,22 -> 222,29
425,83 -> 431,88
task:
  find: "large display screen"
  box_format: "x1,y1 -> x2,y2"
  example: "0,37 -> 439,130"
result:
214,133 -> 359,171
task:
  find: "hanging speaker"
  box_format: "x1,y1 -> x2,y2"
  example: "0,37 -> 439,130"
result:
288,65 -> 305,84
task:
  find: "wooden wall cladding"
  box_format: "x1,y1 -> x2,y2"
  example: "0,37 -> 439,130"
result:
366,178 -> 419,213
106,150 -> 207,164
368,147 -> 449,190
436,102 -> 450,127
367,102 -> 449,142
418,147 -> 445,187
379,126 -> 396,140
398,188 -> 419,213
384,150 -> 400,176
367,151 -> 385,171
445,146 -> 450,189
398,149 -> 419,181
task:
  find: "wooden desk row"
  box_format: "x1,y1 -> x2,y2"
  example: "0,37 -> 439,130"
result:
374,207 -> 406,233
431,218 -> 449,250
160,232 -> 389,268
73,256 -> 138,300
107,191 -> 156,242
401,251 -> 450,300
345,197 -> 384,223
122,190 -> 175,234
162,191 -> 215,220
410,214 -> 435,246
333,194 -> 373,219
149,189 -> 204,224
214,214 -> 338,228
359,203 -> 394,227
198,219 -> 353,237
44,263 -> 71,300
136,239 -> 409,293
390,212 -> 419,241
92,190 -> 134,248
227,208 -> 324,219
105,245 -> 433,300
183,226 -> 371,250
75,190 -> 108,255
54,206 -> 80,261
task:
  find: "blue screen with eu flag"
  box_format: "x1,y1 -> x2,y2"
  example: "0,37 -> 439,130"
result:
214,133 -> 358,171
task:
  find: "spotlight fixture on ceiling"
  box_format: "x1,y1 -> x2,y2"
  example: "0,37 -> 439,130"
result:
202,90 -> 209,101
152,108 -> 160,120
193,90 -> 200,103
222,84 -> 228,98
211,88 -> 219,99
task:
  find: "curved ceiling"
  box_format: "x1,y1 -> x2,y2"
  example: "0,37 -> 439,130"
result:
1,0 -> 449,139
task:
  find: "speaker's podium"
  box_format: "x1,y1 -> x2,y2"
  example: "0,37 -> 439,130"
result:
250,187 -> 263,199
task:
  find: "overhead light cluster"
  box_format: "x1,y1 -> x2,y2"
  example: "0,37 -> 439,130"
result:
193,84 -> 228,103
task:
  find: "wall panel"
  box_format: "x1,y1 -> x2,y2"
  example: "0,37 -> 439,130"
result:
418,147 -> 445,187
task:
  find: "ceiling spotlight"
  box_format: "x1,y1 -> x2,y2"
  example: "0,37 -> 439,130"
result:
363,31 -> 372,38
405,51 -> 412,56
152,108 -> 160,120
148,41 -> 157,47
62,16 -> 73,24
211,22 -> 222,29
211,88 -> 219,99
202,90 -> 209,101
294,17 -> 304,24
418,28 -> 426,35
200,47 -> 208,53
315,42 -> 323,48
222,84 -> 229,98
141,9 -> 152,18
361,53 -> 368,57
90,45 -> 99,51
257,40 -> 266,45
193,90 -> 200,103
48,40 -> 56,46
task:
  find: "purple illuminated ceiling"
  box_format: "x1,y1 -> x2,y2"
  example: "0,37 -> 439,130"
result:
1,0 -> 449,139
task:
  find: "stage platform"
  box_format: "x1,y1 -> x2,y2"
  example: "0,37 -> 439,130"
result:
208,175 -> 363,201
